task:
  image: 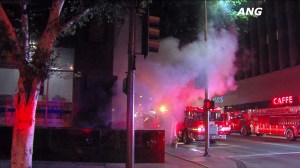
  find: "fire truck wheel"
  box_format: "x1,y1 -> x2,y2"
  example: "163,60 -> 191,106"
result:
256,133 -> 263,136
240,126 -> 250,136
182,131 -> 190,144
286,129 -> 296,141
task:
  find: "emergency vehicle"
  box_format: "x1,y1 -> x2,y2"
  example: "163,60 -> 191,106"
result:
225,95 -> 300,141
227,107 -> 300,141
227,111 -> 252,136
176,106 -> 231,144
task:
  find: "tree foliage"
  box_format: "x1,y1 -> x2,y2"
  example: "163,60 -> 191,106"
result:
0,0 -> 134,83
58,0 -> 128,37
158,0 -> 253,47
0,1 -> 150,167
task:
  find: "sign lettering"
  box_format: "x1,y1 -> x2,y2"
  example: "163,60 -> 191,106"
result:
237,7 -> 263,16
272,96 -> 293,105
212,96 -> 224,103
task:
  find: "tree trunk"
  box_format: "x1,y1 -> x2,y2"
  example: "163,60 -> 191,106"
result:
11,77 -> 40,168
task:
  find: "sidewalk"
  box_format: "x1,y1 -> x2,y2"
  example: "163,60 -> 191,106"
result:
165,145 -> 237,168
0,146 -> 237,168
1,159 -> 204,168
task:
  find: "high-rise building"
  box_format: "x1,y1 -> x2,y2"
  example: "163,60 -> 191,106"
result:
221,0 -> 300,109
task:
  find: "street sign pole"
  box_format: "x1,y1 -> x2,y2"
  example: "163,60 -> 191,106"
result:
126,1 -> 136,167
203,0 -> 210,157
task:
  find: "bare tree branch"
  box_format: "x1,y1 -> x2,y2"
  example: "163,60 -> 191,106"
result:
38,0 -> 65,51
59,7 -> 92,34
0,4 -> 20,55
49,0 -> 65,22
20,1 -> 30,60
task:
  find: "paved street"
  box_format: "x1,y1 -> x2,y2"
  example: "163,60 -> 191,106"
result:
2,134 -> 300,168
171,134 -> 300,168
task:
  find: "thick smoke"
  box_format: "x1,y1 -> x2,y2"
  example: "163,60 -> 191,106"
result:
137,25 -> 237,143
112,21 -> 238,144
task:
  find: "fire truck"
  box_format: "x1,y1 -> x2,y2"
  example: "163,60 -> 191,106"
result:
176,106 -> 231,144
227,111 -> 252,136
227,106 -> 300,141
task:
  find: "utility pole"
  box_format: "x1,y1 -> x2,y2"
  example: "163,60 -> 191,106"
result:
203,0 -> 210,157
126,0 -> 136,167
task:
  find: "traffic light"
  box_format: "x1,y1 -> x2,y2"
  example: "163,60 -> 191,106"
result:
142,8 -> 160,59
203,99 -> 215,111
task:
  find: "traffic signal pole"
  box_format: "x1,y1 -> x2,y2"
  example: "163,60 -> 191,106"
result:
126,1 -> 136,168
203,0 -> 210,157
126,1 -> 159,167
204,87 -> 210,157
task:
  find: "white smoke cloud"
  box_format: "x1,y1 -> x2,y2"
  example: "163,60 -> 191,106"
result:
143,27 -> 238,97
112,21 -> 238,143
133,25 -> 238,143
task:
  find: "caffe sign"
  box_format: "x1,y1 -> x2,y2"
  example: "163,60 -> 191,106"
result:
272,96 -> 293,105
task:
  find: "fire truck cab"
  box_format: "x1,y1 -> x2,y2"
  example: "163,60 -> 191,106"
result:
227,111 -> 252,136
176,106 -> 231,144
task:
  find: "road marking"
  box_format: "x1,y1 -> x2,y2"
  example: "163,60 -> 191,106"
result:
165,152 -> 209,168
189,148 -> 200,152
262,142 -> 300,149
227,151 -> 300,158
231,138 -> 300,149
214,144 -> 251,150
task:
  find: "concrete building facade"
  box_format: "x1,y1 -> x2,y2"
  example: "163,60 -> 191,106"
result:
222,0 -> 300,107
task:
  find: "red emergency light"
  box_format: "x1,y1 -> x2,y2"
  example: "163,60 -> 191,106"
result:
203,99 -> 215,110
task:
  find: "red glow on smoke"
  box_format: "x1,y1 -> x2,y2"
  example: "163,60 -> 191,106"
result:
81,128 -> 93,134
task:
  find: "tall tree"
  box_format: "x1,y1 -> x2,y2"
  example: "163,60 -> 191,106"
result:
0,0 -> 133,167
